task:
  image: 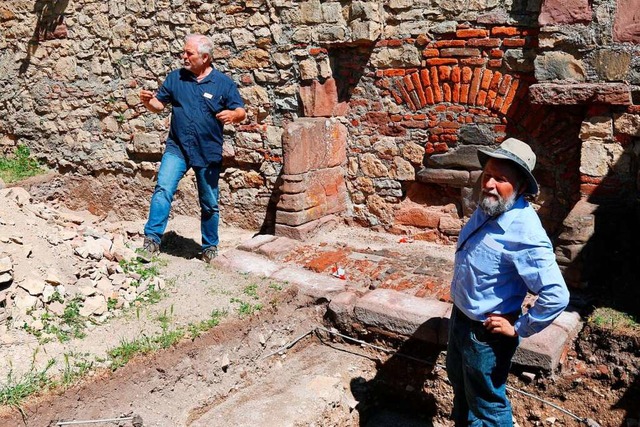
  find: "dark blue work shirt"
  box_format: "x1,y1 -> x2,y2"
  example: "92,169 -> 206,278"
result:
155,68 -> 245,167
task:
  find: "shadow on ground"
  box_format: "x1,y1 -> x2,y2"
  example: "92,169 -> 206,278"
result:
161,231 -> 201,259
348,325 -> 446,426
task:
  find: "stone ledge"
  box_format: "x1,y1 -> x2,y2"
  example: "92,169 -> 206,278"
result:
529,83 -> 631,105
513,310 -> 582,372
271,266 -> 347,301
354,289 -> 451,345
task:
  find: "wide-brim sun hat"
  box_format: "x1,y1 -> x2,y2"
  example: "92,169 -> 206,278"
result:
477,137 -> 539,196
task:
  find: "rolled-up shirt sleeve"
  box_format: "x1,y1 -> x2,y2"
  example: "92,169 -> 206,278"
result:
512,244 -> 570,338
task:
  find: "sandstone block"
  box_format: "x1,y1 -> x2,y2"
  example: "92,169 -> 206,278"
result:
394,202 -> 442,228
613,0 -> 640,43
579,115 -> 613,140
427,145 -> 484,169
213,249 -> 282,277
416,167 -> 470,187
593,50 -> 631,81
354,289 -> 451,345
282,118 -> 347,175
271,266 -> 346,300
274,215 -> 339,240
257,237 -> 301,261
539,0 -> 591,25
529,83 -> 631,105
614,113 -> 640,136
534,52 -> 586,82
299,78 -> 340,117
327,291 -> 359,329
513,311 -> 582,371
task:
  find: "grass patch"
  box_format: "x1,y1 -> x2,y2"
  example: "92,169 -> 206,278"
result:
187,309 -> 227,339
108,309 -> 185,370
0,145 -> 44,183
0,359 -> 55,408
230,297 -> 263,317
588,307 -> 639,333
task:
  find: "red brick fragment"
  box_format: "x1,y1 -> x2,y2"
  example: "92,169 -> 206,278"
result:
480,69 -> 493,90
490,49 -> 504,58
426,58 -> 458,66
423,49 -> 440,57
431,66 -> 443,103
451,67 -> 461,83
488,59 -> 503,68
461,67 -> 473,83
491,26 -> 520,37
468,68 -> 482,105
467,38 -> 502,48
425,87 -> 435,105
443,83 -> 452,102
384,69 -> 406,77
309,47 -> 328,55
439,66 -> 452,81
412,73 -> 427,107
456,29 -> 488,38
460,58 -> 486,66
452,83 -> 461,103
435,40 -> 466,48
403,75 -> 415,91
499,79 -> 520,114
476,90 -> 488,106
502,38 -> 526,48
420,69 -> 431,88
460,83 -> 470,104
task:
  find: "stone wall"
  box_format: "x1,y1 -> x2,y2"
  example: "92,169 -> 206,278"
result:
1,1 -> 639,244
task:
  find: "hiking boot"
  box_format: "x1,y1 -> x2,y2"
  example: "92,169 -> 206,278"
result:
202,246 -> 218,264
137,236 -> 160,263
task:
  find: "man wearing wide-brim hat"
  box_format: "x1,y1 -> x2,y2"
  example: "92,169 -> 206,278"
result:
446,137 -> 570,426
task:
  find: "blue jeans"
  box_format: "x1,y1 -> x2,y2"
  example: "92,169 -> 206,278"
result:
144,152 -> 221,250
446,306 -> 519,426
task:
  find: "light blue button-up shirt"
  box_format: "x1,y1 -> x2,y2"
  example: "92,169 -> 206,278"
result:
451,196 -> 569,338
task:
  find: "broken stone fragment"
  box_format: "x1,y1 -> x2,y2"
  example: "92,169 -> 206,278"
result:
45,268 -> 63,285
0,272 -> 12,284
79,295 -> 107,317
19,277 -> 46,296
13,288 -> 41,313
0,256 -> 12,274
1,187 -> 31,207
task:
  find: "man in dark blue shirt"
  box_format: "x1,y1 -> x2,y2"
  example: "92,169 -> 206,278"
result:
138,34 -> 246,263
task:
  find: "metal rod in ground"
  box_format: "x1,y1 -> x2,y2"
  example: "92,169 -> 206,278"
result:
259,329 -> 314,360
56,416 -> 134,426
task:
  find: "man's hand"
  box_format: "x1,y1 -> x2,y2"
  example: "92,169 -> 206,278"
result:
483,313 -> 518,337
139,89 -> 165,113
216,107 -> 246,125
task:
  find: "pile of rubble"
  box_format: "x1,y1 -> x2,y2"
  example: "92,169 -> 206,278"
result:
0,186 -> 164,341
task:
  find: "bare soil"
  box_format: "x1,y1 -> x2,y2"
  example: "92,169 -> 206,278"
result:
0,175 -> 638,427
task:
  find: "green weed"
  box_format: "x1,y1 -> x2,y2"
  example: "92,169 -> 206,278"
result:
230,297 -> 262,317
589,307 -> 639,332
243,284 -> 259,299
0,145 -> 44,183
0,359 -> 55,407
187,309 -> 227,339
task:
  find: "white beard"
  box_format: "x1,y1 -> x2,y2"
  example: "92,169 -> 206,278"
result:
478,189 -> 518,217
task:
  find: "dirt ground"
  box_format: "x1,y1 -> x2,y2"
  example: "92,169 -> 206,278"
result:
0,175 -> 639,427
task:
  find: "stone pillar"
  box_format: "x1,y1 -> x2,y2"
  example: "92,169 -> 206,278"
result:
275,118 -> 348,240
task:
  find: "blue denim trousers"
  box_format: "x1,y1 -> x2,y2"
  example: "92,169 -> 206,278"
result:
144,152 -> 221,250
446,305 -> 519,426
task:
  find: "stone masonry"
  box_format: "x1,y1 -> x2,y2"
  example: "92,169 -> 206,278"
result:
1,1 -> 639,289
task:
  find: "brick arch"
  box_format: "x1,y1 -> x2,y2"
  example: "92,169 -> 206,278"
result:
387,66 -> 520,115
